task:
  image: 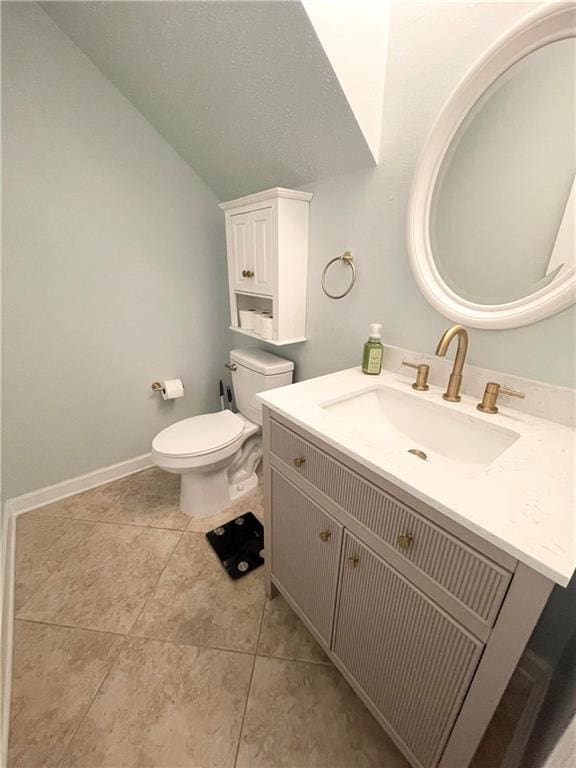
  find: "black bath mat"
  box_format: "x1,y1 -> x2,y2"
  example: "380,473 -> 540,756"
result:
206,512 -> 264,580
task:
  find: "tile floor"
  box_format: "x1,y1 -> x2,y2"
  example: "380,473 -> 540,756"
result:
10,467 -> 526,768
9,468 -> 408,768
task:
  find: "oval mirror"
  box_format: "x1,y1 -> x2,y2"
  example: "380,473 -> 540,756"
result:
408,4 -> 576,329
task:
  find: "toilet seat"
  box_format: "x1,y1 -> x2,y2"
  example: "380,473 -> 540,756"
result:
152,410 -> 245,458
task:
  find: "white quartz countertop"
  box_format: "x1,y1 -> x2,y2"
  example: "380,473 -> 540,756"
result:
258,367 -> 576,586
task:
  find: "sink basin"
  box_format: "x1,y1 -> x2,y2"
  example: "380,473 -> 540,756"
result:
321,386 -> 519,478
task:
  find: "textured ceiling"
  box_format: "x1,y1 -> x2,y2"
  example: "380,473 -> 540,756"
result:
41,1 -> 376,200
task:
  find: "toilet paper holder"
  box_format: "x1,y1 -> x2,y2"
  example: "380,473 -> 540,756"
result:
151,379 -> 185,400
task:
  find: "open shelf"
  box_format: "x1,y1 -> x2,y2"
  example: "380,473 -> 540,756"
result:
229,326 -> 306,346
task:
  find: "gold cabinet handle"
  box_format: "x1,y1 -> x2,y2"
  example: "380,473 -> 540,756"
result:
397,533 -> 414,551
347,554 -> 360,568
242,269 -> 254,278
319,530 -> 332,542
293,457 -> 306,468
401,361 -> 430,392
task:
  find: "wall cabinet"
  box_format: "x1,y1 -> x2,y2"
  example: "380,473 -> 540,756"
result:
263,408 -> 554,768
219,187 -> 313,345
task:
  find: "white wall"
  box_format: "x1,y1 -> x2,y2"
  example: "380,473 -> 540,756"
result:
2,2 -> 230,498
302,0 -> 390,162
267,0 -> 574,389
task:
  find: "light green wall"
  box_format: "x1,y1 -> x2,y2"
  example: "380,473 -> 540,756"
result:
279,1 -> 575,388
2,3 -> 230,498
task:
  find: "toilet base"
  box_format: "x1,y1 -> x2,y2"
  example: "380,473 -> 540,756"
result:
178,432 -> 262,518
179,466 -> 259,518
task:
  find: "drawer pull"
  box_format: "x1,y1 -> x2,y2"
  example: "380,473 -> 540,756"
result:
347,554 -> 360,568
397,533 -> 414,551
293,457 -> 306,468
242,269 -> 255,278
319,530 -> 332,542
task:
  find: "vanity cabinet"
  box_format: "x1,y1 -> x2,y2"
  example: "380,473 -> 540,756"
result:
219,187 -> 313,345
263,408 -> 554,768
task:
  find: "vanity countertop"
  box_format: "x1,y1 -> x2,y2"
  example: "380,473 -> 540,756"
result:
259,367 -> 575,586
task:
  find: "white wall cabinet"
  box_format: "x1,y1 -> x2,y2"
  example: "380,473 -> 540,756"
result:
219,187 -> 313,345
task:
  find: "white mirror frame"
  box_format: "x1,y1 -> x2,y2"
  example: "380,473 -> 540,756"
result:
407,3 -> 576,329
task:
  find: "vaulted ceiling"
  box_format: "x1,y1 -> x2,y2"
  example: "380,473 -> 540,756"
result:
42,1 -> 383,200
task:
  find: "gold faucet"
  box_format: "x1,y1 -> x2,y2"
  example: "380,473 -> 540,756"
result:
435,325 -> 469,402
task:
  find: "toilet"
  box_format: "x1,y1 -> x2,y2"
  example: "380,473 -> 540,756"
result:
152,348 -> 294,517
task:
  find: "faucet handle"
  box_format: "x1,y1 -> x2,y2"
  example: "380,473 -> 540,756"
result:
401,361 -> 430,392
477,382 -> 526,414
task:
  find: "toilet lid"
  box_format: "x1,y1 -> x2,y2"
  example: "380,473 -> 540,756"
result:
152,410 -> 245,458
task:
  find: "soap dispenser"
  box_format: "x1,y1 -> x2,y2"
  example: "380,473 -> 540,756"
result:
362,324 -> 384,375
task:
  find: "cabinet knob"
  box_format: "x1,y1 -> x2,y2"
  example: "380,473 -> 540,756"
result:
242,269 -> 254,278
397,533 -> 414,551
319,530 -> 332,542
293,457 -> 306,468
347,554 -> 360,568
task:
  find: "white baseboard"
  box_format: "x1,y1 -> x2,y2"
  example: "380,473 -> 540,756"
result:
0,509 -> 16,768
0,452 -> 154,768
7,453 -> 154,517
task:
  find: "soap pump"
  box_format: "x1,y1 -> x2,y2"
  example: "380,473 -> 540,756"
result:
362,323 -> 384,375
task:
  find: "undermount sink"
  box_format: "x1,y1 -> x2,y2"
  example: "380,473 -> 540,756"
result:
321,385 -> 520,478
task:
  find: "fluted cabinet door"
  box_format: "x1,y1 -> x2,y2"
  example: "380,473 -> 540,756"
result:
334,532 -> 484,768
271,469 -> 343,645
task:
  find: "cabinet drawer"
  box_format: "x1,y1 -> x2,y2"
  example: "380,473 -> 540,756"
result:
334,532 -> 483,768
271,469 -> 343,644
270,418 -> 511,627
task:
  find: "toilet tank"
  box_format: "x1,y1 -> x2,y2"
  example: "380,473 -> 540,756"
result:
229,348 -> 294,425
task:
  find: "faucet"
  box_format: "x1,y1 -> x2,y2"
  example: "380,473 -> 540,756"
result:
435,325 -> 469,402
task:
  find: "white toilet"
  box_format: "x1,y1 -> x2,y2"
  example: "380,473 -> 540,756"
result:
152,348 -> 294,518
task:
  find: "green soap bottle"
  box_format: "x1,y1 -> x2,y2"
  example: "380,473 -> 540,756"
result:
362,323 -> 384,375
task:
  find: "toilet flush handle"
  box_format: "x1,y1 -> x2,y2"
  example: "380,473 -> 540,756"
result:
225,363 -> 237,371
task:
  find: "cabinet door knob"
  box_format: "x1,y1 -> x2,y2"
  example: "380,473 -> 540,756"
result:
397,533 -> 414,551
293,457 -> 306,468
242,269 -> 254,278
347,554 -> 360,568
319,530 -> 332,542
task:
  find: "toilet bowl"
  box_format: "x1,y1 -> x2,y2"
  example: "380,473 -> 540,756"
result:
152,348 -> 294,517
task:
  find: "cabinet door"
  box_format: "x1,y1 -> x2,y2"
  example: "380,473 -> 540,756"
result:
334,532 -> 483,768
249,208 -> 273,294
271,469 -> 342,644
229,212 -> 252,291
229,207 -> 273,295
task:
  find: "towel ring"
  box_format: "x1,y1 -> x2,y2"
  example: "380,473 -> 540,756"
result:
321,251 -> 356,299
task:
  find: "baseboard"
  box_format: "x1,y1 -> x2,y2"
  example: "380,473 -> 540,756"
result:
0,452 -> 154,768
7,453 -> 154,517
0,506 -> 16,768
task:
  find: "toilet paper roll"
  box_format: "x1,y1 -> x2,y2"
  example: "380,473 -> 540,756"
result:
253,310 -> 270,335
161,379 -> 184,400
239,309 -> 257,330
260,316 -> 274,340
